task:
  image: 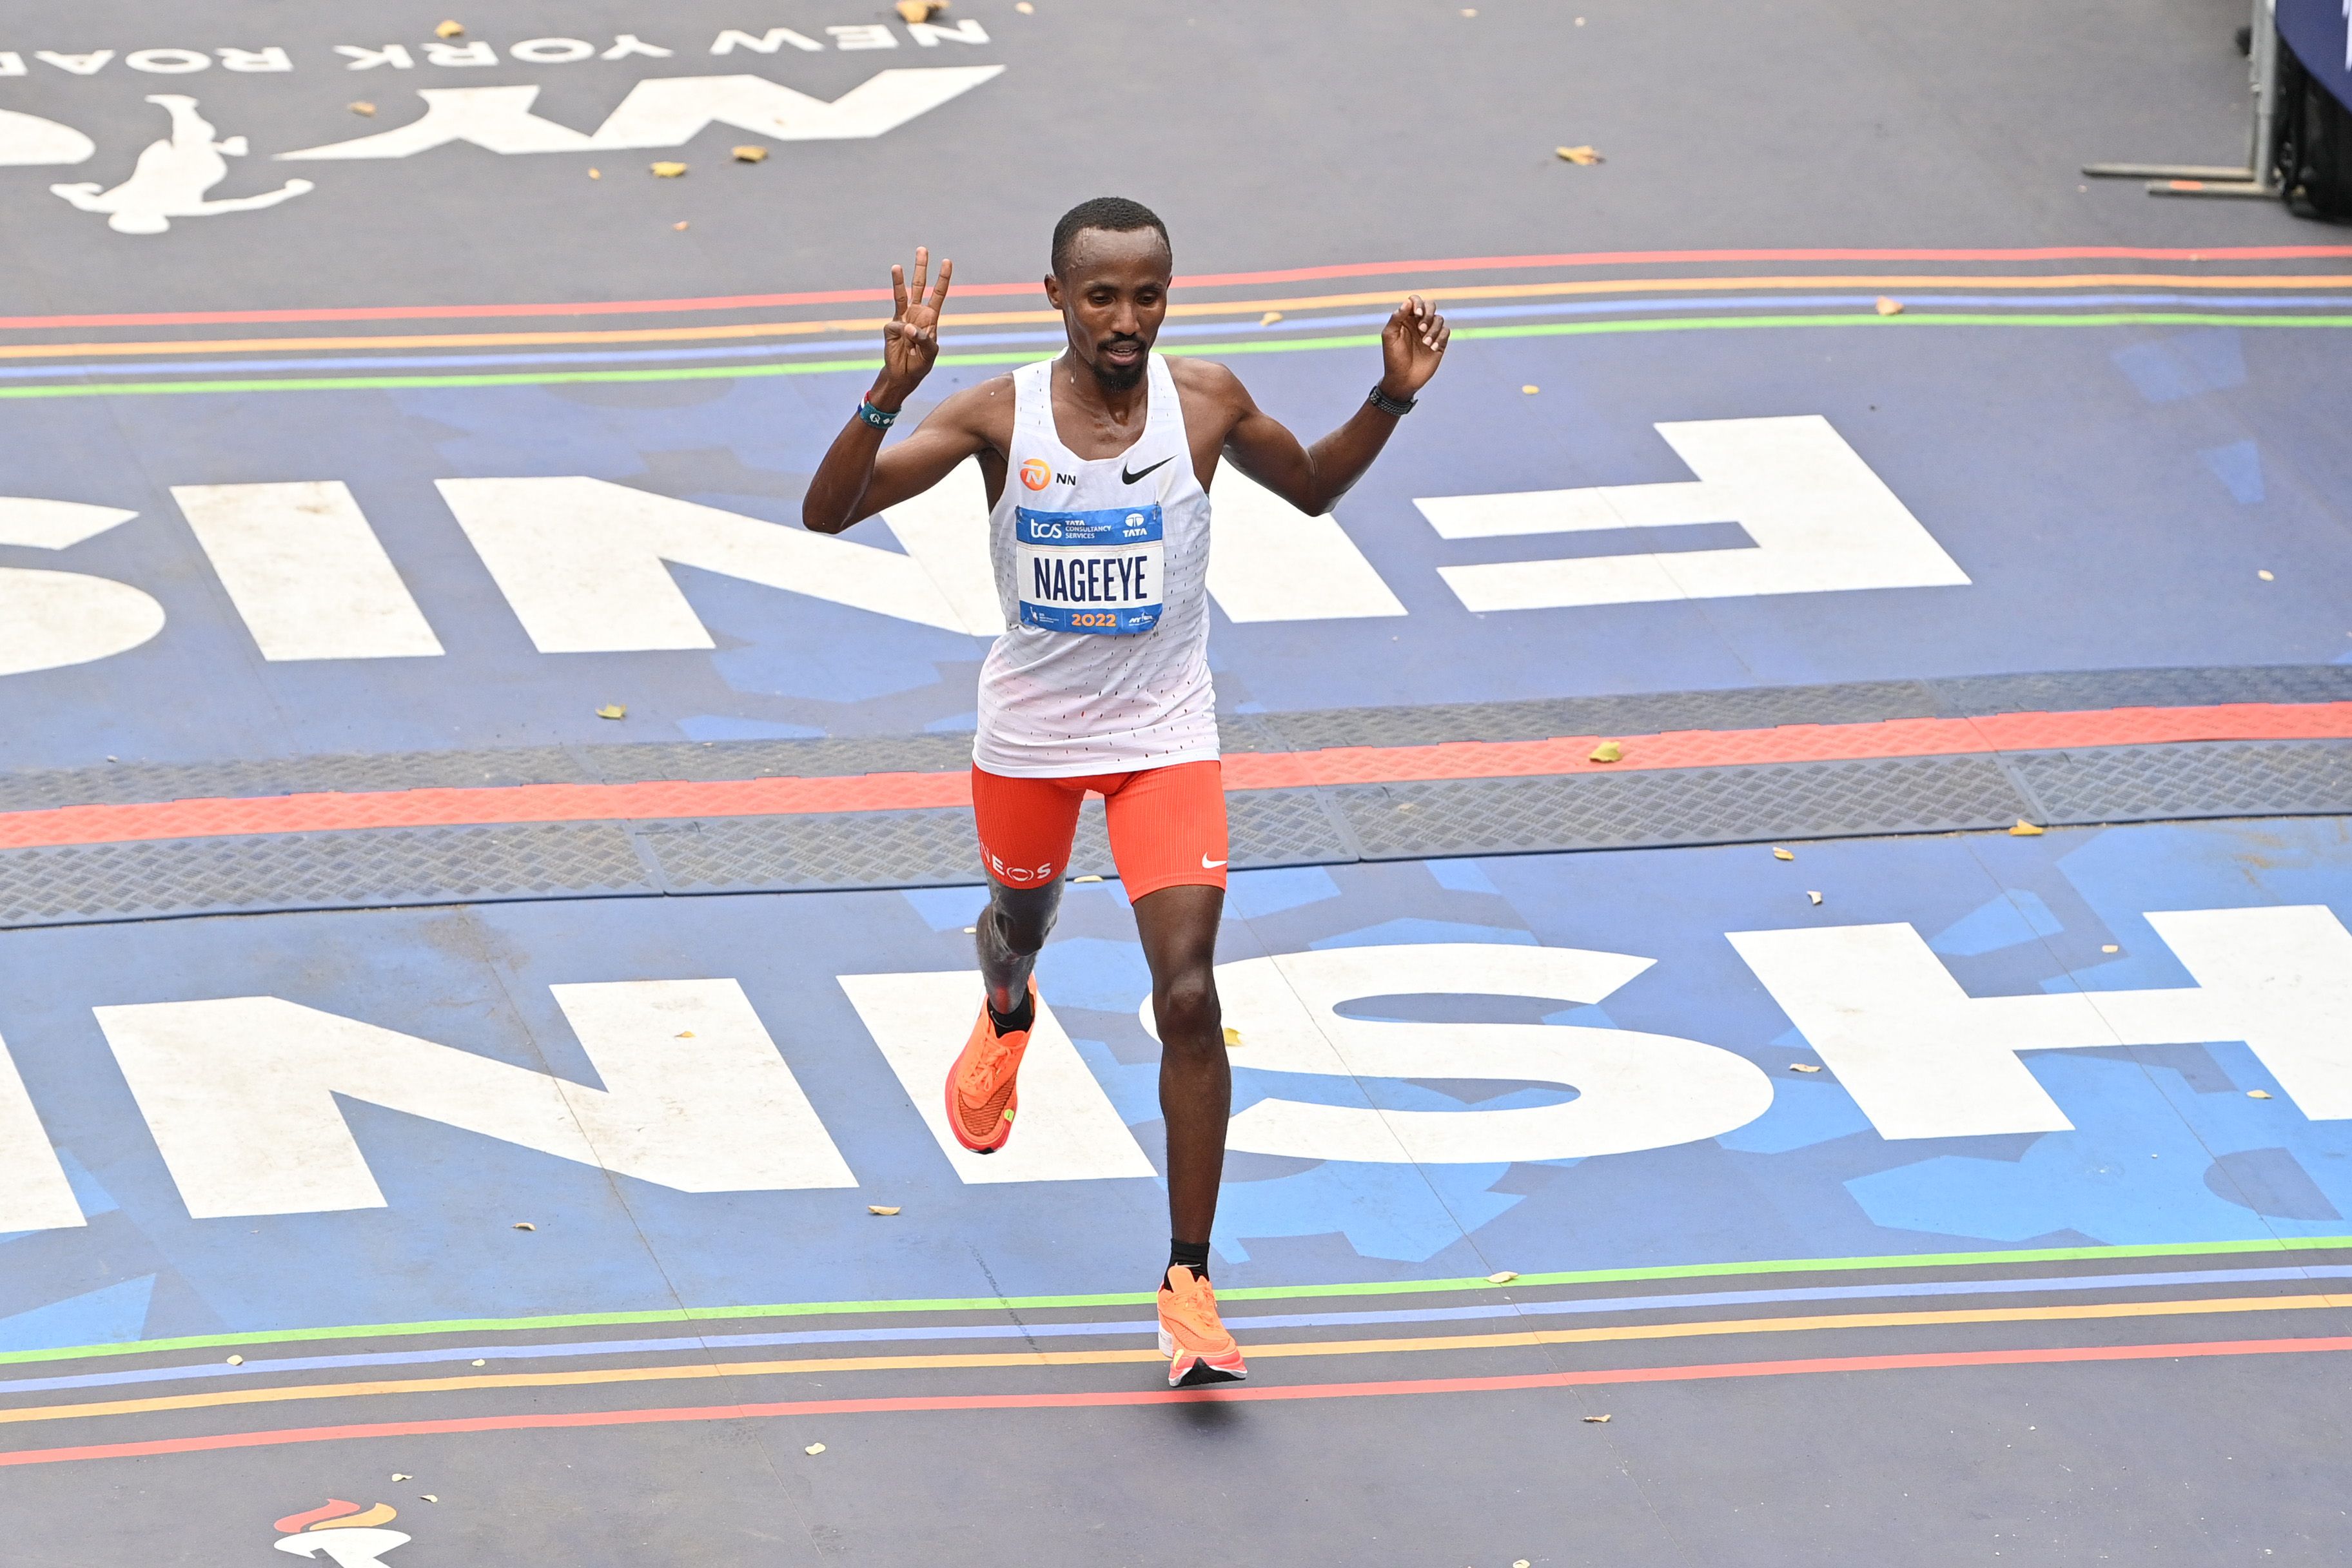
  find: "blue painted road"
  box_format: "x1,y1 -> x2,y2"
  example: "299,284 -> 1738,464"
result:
6,322 -> 2351,771
4,815 -> 2348,1351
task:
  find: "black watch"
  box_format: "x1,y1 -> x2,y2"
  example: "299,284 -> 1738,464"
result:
1367,384 -> 1416,416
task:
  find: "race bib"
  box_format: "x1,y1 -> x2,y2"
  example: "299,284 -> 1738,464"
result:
1014,504 -> 1164,635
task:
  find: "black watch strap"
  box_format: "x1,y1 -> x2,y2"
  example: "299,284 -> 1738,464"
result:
1367,384 -> 1416,416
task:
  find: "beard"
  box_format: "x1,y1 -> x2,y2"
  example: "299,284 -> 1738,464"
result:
1089,339 -> 1146,391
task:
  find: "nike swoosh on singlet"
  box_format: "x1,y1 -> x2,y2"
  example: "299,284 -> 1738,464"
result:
1122,455 -> 1176,485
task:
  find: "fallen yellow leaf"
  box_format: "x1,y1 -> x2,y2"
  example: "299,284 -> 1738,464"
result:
1522,384 -> 1541,394
1589,740 -> 1623,763
1260,311 -> 1283,326
1073,874 -> 1103,883
588,168 -> 601,179
2010,819 -> 2046,836
1790,1063 -> 1823,1073
650,161 -> 687,178
1554,145 -> 1604,164
673,221 -> 691,231
1772,847 -> 1795,861
896,0 -> 949,18
349,101 -> 377,117
675,1030 -> 694,1039
1875,297 -> 1905,316
805,1442 -> 827,1456
513,1221 -> 535,1231
732,144 -> 769,162
2259,569 -> 2275,581
1016,1 -> 1034,10
1807,890 -> 1823,905
226,1354 -> 244,1365
2102,944 -> 2120,953
1222,1026 -> 1244,1048
2248,1089 -> 2273,1099
1583,1413 -> 1611,1423
435,19 -> 465,39
595,703 -> 625,720
868,1204 -> 902,1215
1487,1270 -> 1518,1284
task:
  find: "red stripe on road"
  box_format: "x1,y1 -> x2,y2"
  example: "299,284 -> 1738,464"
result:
2,1333 -> 2344,1468
3,702 -> 2346,852
6,246 -> 2349,331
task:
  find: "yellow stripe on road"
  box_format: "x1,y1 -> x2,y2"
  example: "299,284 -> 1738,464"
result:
1,1291 -> 2344,1430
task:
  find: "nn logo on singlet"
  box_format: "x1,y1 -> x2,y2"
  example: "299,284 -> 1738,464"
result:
1019,458 -> 1075,491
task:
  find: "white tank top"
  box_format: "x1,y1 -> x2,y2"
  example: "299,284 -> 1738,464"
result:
973,355 -> 1218,778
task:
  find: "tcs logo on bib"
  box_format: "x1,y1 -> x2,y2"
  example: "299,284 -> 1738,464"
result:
1019,458 -> 1054,491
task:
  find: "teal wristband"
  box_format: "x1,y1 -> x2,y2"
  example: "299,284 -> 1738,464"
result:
855,400 -> 899,430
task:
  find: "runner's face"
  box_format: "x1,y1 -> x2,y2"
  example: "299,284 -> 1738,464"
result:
1045,228 -> 1171,390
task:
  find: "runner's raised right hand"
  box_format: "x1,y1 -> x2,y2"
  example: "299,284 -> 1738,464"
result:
876,245 -> 953,407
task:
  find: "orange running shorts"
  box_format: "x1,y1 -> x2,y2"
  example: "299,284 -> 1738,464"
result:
970,760 -> 1229,902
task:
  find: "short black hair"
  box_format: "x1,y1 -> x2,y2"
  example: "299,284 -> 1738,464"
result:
1050,197 -> 1171,277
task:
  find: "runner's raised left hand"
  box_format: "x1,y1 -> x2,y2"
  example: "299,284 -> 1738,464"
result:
1377,294 -> 1449,400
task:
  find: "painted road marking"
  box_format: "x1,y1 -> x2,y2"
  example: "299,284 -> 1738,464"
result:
3,1291 -> 2347,1431
3,702 -> 2343,851
5,1334 -> 2348,1469
9,1236 -> 2345,1369
8,244 -> 2349,331
10,1264 -> 2352,1398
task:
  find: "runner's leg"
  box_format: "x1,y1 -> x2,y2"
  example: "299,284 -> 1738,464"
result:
979,876 -> 1061,1014
1101,761 -> 1231,1244
1133,883 -> 1230,1244
969,766 -> 1086,1012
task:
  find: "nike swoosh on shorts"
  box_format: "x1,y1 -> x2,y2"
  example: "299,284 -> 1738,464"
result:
1122,455 -> 1176,485
1202,855 -> 1228,868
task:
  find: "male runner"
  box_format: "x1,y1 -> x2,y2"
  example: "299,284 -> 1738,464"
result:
803,197 -> 1447,1385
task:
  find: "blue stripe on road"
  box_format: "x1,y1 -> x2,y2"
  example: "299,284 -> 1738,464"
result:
3,1263 -> 2340,1398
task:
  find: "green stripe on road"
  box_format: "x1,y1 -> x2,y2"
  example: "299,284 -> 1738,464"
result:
6,1234 -> 2347,1368
3,313 -> 2347,400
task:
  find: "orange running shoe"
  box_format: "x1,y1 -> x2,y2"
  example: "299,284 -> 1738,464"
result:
1157,1264 -> 1248,1386
945,981 -> 1035,1154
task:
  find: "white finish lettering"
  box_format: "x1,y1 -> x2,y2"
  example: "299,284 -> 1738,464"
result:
173,481 -> 444,662
126,49 -> 211,75
873,458 -> 1005,635
35,52 -> 114,76
1417,415 -> 1970,611
1208,466 -> 1408,622
0,106 -> 92,164
0,53 -> 24,77
908,19 -> 992,45
1175,943 -> 1773,1163
0,498 -> 162,676
279,67 -> 1003,159
422,41 -> 498,68
828,24 -> 899,49
1730,906 -> 2352,1139
95,981 -> 856,1219
0,1032 -> 86,1233
439,476 -> 973,647
712,27 -> 823,54
509,38 -> 595,64
217,48 -> 293,73
838,971 -> 1156,1184
601,34 -> 674,61
335,44 -> 415,70
0,497 -> 137,549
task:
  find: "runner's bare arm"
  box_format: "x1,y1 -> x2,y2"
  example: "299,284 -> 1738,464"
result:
1211,295 -> 1449,514
803,248 -> 1001,534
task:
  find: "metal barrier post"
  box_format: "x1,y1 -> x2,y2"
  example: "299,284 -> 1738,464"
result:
2082,0 -> 2283,198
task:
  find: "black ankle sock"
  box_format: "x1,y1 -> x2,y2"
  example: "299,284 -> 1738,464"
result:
986,991 -> 1034,1035
1164,1239 -> 1210,1288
